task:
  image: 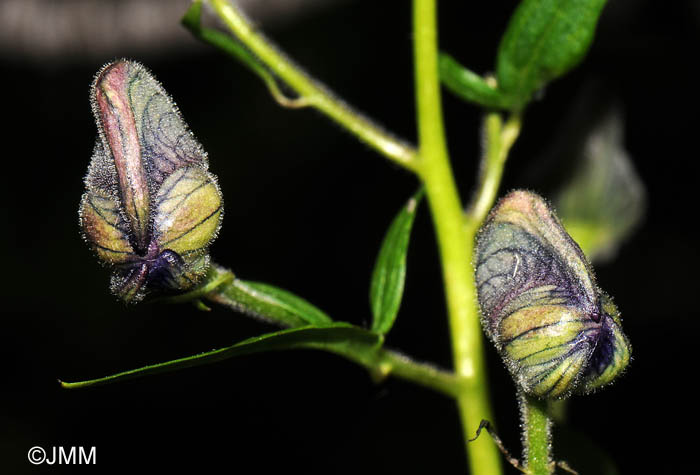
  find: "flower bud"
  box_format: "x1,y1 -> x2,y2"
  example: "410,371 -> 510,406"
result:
475,190 -> 630,398
79,60 -> 223,303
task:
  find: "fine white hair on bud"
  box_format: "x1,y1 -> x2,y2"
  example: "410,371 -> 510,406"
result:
475,190 -> 630,399
79,59 -> 223,303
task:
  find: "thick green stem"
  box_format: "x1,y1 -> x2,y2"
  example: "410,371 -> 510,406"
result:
194,2 -> 527,472
520,393 -> 553,475
207,0 -> 418,170
412,0 -> 502,473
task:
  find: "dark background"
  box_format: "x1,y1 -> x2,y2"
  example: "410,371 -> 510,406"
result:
2,0 -> 698,473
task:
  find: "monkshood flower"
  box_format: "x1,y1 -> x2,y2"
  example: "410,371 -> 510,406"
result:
79,60 -> 223,303
475,190 -> 630,399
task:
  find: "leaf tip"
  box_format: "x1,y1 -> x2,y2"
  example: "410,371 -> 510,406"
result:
194,299 -> 212,311
181,0 -> 203,30
58,379 -> 76,390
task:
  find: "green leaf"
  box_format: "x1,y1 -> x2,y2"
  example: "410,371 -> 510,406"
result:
181,0 -> 276,87
556,109 -> 645,263
180,0 -> 202,30
370,188 -> 424,334
60,323 -> 381,389
160,264 -> 332,328
496,0 -> 608,109
223,279 -> 334,327
203,273 -> 333,328
439,54 -> 513,109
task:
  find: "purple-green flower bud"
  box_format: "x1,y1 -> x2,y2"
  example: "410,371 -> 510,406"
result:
79,60 -> 223,303
475,190 -> 630,399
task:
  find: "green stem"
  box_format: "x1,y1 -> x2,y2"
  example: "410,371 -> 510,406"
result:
466,111 -> 521,229
207,0 -> 418,171
519,393 -> 553,474
412,0 -> 502,473
332,345 -> 466,399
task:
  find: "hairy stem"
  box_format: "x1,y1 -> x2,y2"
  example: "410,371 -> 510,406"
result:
520,393 -> 553,474
207,0 -> 418,170
412,0 -> 502,473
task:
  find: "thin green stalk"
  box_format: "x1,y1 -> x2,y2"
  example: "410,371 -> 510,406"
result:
207,0 -> 418,171
412,0 -> 502,473
331,345 -> 466,399
519,393 -> 553,474
466,111 -> 521,229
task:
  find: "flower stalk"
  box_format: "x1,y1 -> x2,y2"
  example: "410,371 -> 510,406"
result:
520,393 -> 553,474
207,0 -> 418,170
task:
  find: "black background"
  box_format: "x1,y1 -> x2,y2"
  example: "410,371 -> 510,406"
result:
2,1 -> 699,473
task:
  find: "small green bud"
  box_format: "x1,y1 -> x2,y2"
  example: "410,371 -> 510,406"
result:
79,60 -> 223,303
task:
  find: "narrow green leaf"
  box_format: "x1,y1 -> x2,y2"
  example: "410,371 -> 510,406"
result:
370,188 -> 424,334
221,279 -> 334,327
160,264 -> 331,328
496,0 -> 608,109
180,0 -> 203,30
439,53 -> 513,109
181,1 -> 275,86
60,324 -> 381,389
